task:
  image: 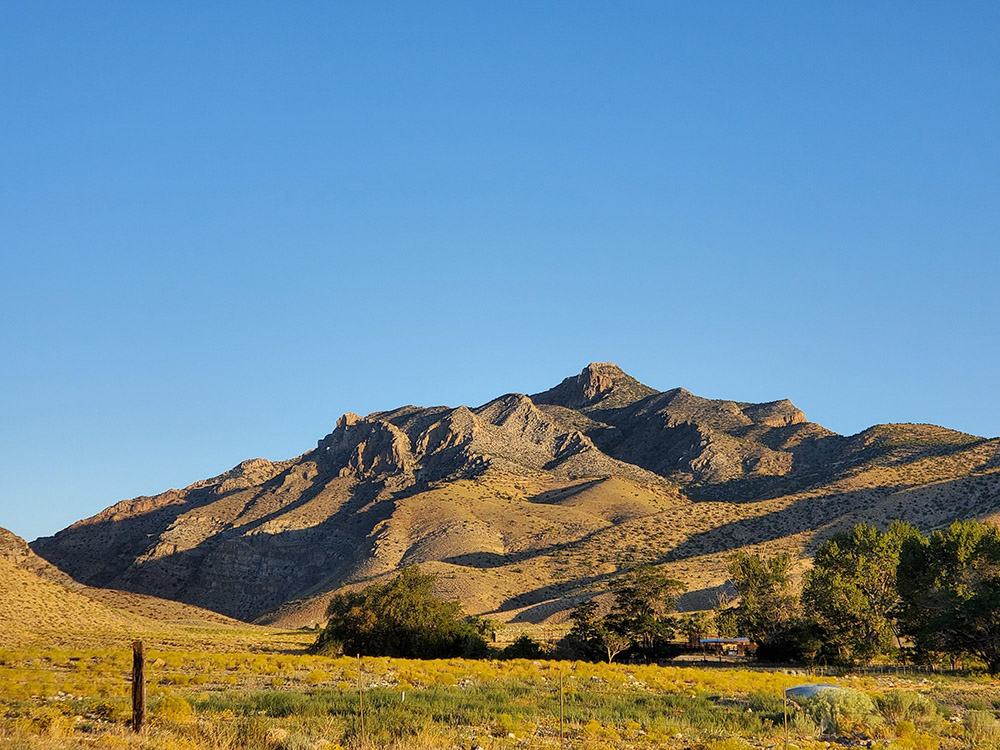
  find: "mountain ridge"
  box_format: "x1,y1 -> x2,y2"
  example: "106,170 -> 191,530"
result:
30,363 -> 1000,627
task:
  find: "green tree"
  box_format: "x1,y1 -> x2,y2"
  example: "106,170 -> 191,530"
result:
726,551 -> 798,648
501,634 -> 545,659
802,521 -> 919,664
564,600 -> 630,663
679,611 -> 712,645
564,566 -> 685,662
608,565 -> 686,657
897,520 -> 1000,675
311,567 -> 487,659
466,615 -> 502,643
713,605 -> 739,638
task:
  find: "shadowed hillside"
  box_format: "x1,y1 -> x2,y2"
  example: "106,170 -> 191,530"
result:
0,526 -> 249,648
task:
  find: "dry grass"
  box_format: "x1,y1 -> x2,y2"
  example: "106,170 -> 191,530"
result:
2,625 -> 999,750
0,544 -> 266,652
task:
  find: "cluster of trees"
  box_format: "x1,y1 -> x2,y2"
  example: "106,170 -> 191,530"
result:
313,519 -> 1000,674
312,564 -> 689,663
312,567 -> 492,659
722,519 -> 1000,674
563,566 -> 685,663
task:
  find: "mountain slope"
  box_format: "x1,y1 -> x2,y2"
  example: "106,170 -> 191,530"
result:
0,526 -> 242,648
31,363 -> 1000,626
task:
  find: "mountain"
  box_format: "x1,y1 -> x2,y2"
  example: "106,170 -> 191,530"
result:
0,526 -> 240,647
31,363 -> 1000,626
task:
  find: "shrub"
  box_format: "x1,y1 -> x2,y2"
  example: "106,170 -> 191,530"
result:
964,710 -> 1000,749
875,691 -> 938,727
88,699 -> 131,723
581,718 -> 619,741
799,688 -> 880,737
789,709 -> 821,738
153,694 -> 195,724
24,706 -> 72,738
705,739 -> 754,750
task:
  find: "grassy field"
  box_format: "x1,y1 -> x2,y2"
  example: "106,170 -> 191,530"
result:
3,629 -> 1000,750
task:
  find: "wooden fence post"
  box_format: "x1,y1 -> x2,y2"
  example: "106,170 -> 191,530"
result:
132,641 -> 146,733
357,654 -> 366,747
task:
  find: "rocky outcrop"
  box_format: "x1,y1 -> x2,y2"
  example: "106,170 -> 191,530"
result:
318,413 -> 415,478
532,362 -> 657,409
211,458 -> 290,495
741,399 -> 808,428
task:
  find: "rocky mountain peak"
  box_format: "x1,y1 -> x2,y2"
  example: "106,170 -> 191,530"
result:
337,412 -> 363,429
579,362 -> 624,400
532,362 -> 658,410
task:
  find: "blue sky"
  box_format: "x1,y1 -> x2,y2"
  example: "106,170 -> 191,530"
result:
2,3 -> 998,542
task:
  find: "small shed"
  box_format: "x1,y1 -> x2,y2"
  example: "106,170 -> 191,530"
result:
699,637 -> 754,656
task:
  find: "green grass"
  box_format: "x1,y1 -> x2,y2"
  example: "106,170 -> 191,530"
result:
186,682 -> 788,745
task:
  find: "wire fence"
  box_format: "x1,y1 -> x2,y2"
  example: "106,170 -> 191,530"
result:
659,657 -> 969,677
